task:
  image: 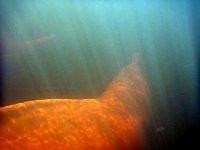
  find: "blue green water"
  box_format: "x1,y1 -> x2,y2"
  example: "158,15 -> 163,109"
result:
1,0 -> 199,149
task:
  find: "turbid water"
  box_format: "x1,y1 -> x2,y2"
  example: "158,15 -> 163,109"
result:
0,0 -> 199,149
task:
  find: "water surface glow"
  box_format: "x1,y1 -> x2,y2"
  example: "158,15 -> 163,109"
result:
1,0 -> 199,149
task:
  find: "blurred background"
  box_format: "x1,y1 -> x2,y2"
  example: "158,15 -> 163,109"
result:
0,0 -> 199,149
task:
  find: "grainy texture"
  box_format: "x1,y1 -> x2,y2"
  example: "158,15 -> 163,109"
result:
0,55 -> 150,150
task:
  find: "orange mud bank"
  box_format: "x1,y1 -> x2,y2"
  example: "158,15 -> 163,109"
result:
0,55 -> 150,150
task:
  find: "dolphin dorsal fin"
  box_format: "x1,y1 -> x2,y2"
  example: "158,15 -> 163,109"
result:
100,53 -> 150,116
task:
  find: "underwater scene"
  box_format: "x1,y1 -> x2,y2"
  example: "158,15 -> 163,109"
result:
0,0 -> 199,150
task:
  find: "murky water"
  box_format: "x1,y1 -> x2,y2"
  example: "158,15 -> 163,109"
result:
1,0 -> 199,149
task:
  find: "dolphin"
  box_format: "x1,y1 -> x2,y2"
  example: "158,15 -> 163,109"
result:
1,32 -> 56,57
0,54 -> 150,150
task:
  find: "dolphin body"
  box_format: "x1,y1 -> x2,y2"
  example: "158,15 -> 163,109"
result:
0,54 -> 150,150
2,32 -> 56,57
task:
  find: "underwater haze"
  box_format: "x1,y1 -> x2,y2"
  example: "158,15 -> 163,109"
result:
1,0 -> 199,149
